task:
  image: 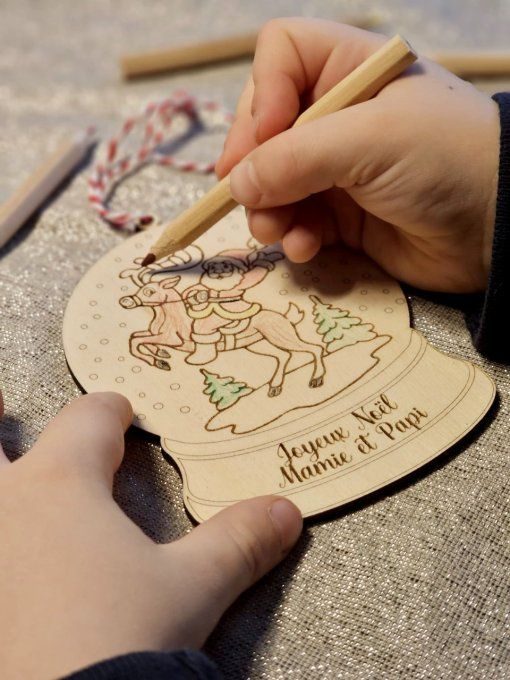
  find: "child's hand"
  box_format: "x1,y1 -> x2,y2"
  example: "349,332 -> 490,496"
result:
217,19 -> 500,293
0,392 -> 302,680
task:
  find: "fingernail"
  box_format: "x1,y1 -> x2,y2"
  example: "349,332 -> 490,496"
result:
269,499 -> 303,552
230,159 -> 261,206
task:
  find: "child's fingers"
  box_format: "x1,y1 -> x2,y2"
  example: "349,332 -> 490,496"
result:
0,443 -> 9,466
164,496 -> 302,648
281,197 -> 336,262
230,102 -> 389,210
282,223 -> 322,263
247,204 -> 296,245
251,18 -> 387,144
218,21 -> 386,176
27,392 -> 133,488
248,198 -> 337,262
216,78 -> 257,177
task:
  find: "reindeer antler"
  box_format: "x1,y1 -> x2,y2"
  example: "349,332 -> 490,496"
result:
119,244 -> 204,286
156,244 -> 204,274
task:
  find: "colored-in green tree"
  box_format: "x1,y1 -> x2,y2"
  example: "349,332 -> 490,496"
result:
201,369 -> 253,411
310,295 -> 376,352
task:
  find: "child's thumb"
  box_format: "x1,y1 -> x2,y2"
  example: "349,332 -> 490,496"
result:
229,102 -> 389,209
164,496 -> 302,647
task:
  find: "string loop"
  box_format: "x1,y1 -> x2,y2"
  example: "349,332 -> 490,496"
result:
88,91 -> 233,231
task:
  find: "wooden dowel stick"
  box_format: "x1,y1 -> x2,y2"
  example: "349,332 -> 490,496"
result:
121,32 -> 258,79
429,51 -> 510,77
0,129 -> 97,250
120,15 -> 381,79
143,35 -> 417,265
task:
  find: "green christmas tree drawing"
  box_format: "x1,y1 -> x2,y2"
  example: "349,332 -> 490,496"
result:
201,369 -> 253,411
310,295 -> 377,353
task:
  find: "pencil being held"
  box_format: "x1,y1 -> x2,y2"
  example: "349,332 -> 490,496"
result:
141,33 -> 417,266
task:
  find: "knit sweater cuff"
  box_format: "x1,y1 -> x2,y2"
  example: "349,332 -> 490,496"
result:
466,92 -> 510,362
63,650 -> 221,680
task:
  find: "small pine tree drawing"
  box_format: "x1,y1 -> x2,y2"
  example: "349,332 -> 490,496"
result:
310,295 -> 377,352
201,369 -> 253,411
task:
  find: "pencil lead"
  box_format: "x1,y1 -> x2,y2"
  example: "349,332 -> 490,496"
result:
141,253 -> 156,266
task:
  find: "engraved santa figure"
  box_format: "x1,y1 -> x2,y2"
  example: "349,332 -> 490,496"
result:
182,248 -> 279,364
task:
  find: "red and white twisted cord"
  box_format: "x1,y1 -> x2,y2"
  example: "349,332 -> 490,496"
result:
88,91 -> 233,231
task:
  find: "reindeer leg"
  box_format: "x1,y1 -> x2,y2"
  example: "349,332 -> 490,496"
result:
130,336 -> 155,366
129,334 -> 167,368
253,316 -> 325,389
247,342 -> 291,397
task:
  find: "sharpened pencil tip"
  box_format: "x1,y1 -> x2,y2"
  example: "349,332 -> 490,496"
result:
141,253 -> 156,266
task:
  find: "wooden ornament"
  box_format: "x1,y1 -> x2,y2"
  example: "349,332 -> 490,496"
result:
63,212 -> 495,522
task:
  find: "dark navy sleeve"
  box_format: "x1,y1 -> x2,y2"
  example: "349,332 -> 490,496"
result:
466,92 -> 510,362
62,650 -> 221,680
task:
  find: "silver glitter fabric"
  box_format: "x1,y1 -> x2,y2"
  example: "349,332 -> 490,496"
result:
0,1 -> 509,678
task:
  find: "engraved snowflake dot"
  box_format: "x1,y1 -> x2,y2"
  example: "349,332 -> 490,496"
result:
89,374 -> 98,380
79,344 -> 87,350
115,377 -> 124,383
132,366 -> 141,373
396,298 -> 406,305
89,300 -> 97,306
93,314 -> 101,320
100,338 -> 109,345
180,406 -> 191,414
170,383 -> 180,390
80,323 -> 88,329
119,322 -> 127,327
153,403 -> 164,410
385,307 -> 394,313
96,283 -> 104,289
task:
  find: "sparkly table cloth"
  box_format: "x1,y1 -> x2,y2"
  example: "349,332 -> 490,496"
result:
1,1 -> 509,678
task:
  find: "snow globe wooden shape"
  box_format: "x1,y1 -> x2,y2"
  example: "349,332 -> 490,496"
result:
63,211 -> 495,522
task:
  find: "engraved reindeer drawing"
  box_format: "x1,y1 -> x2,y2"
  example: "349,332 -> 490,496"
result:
119,245 -> 325,397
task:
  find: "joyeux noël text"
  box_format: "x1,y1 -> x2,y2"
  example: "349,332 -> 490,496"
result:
277,393 -> 428,488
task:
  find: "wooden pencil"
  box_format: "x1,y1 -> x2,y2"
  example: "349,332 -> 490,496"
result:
120,16 -> 381,79
0,128 -> 97,250
142,34 -> 417,266
430,50 -> 510,77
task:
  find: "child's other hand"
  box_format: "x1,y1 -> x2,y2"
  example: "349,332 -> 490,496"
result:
217,19 -> 500,293
0,392 -> 302,680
